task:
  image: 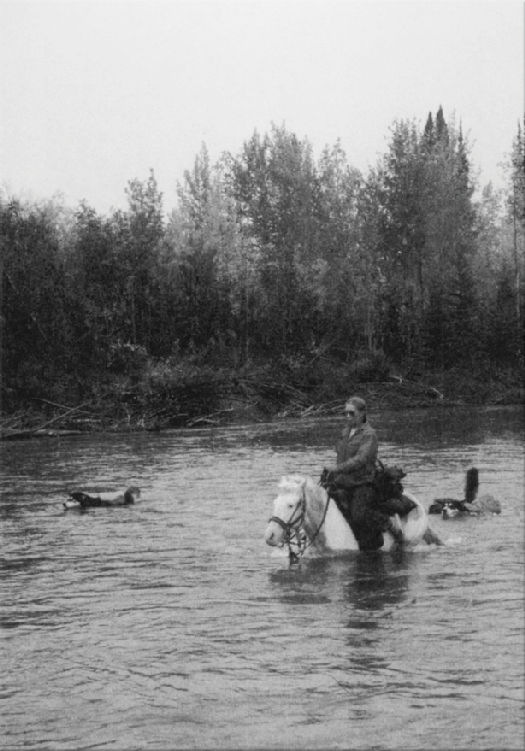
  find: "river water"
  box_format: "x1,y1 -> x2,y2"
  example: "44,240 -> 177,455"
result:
1,405 -> 523,749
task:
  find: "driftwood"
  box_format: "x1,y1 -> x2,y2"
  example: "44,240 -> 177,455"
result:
187,408 -> 234,427
0,371 -> 448,438
277,399 -> 345,418
0,402 -> 92,441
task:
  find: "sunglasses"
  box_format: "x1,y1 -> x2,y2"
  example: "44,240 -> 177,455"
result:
344,410 -> 356,416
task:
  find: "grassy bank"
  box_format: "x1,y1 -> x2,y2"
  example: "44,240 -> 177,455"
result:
1,355 -> 523,440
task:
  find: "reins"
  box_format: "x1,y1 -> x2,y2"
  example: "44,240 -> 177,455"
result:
268,484 -> 331,565
300,487 -> 331,559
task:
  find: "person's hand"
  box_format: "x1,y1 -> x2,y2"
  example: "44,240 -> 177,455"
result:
320,467 -> 337,486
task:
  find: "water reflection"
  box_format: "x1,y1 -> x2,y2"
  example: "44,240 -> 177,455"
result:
266,550 -> 414,654
379,404 -> 524,449
269,552 -> 412,613
348,553 -> 412,613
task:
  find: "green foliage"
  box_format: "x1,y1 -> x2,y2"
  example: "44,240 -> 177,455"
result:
348,352 -> 392,383
108,341 -> 149,376
1,115 -> 523,413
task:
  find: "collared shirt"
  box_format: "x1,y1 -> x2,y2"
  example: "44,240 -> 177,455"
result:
335,422 -> 378,484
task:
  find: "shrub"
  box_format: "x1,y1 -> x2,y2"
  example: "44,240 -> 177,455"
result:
348,352 -> 391,383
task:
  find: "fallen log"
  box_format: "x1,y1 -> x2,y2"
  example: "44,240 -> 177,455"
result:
0,402 -> 92,440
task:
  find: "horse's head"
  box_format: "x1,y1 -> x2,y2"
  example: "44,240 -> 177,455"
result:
265,475 -> 306,547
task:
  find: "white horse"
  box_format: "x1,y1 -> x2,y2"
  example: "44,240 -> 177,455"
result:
265,475 -> 442,561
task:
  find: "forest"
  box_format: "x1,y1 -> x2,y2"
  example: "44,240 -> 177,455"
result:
1,108 -> 524,431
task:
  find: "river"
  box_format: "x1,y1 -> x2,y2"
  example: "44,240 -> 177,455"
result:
1,405 -> 523,749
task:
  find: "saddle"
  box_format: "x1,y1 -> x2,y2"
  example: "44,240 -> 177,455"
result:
320,461 -> 416,518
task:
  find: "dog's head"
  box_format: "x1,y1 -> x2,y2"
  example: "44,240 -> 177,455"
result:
442,502 -> 461,519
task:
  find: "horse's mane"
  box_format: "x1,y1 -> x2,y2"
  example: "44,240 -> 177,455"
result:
278,474 -> 321,489
277,474 -> 326,511
278,475 -> 306,492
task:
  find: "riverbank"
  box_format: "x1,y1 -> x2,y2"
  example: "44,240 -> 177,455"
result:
1,358 -> 522,440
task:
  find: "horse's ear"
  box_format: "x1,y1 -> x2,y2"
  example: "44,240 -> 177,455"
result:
300,477 -> 308,490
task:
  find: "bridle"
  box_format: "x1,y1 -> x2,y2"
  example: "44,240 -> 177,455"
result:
268,487 -> 306,562
268,484 -> 331,565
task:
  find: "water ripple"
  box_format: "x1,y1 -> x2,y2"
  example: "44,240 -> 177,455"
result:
1,407 -> 523,749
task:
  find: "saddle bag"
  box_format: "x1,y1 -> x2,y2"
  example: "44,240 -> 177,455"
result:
379,495 -> 417,517
373,461 -> 416,517
373,460 -> 405,499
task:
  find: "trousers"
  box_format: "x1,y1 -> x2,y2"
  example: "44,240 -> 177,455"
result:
330,484 -> 393,551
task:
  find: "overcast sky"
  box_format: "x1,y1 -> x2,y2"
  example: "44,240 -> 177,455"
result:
1,0 -> 523,215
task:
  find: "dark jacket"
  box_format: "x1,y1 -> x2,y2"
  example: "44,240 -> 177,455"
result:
333,422 -> 378,486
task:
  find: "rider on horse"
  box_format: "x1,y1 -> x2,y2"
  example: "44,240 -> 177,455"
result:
320,396 -> 414,551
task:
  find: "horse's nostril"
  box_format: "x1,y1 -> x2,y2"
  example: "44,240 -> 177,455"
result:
265,527 -> 280,546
